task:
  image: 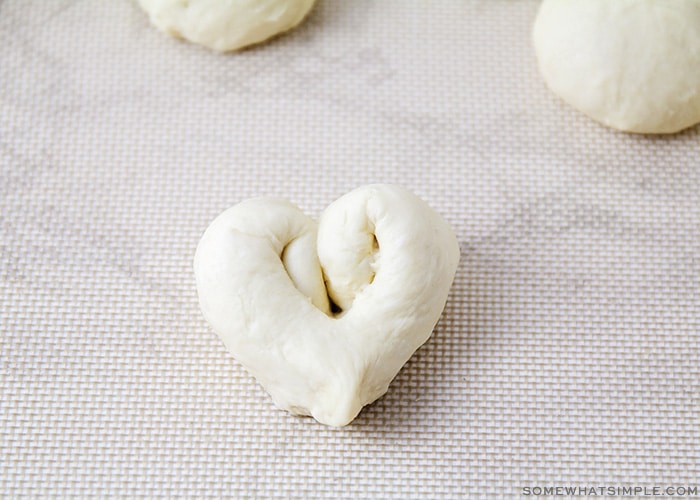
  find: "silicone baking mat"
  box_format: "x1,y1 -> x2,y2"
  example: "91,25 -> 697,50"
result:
2,1 -> 699,498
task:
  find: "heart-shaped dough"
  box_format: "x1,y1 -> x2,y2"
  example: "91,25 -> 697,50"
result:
194,184 -> 460,426
534,0 -> 700,134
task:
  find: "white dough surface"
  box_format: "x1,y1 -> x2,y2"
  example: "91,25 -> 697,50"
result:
534,0 -> 700,133
138,0 -> 316,51
194,185 -> 460,426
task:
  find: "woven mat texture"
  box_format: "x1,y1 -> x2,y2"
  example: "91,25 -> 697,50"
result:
2,1 -> 699,498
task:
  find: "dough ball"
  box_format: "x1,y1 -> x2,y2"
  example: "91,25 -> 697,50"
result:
139,0 -> 317,52
533,0 -> 700,134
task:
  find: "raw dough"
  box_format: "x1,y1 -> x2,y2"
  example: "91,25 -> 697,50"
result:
533,0 -> 700,134
138,0 -> 317,52
193,184 -> 460,426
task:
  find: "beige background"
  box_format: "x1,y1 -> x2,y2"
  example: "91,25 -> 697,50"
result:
2,1 -> 699,498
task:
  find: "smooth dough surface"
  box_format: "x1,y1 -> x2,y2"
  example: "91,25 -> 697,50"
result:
193,185 -> 460,426
138,0 -> 316,52
534,0 -> 700,134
